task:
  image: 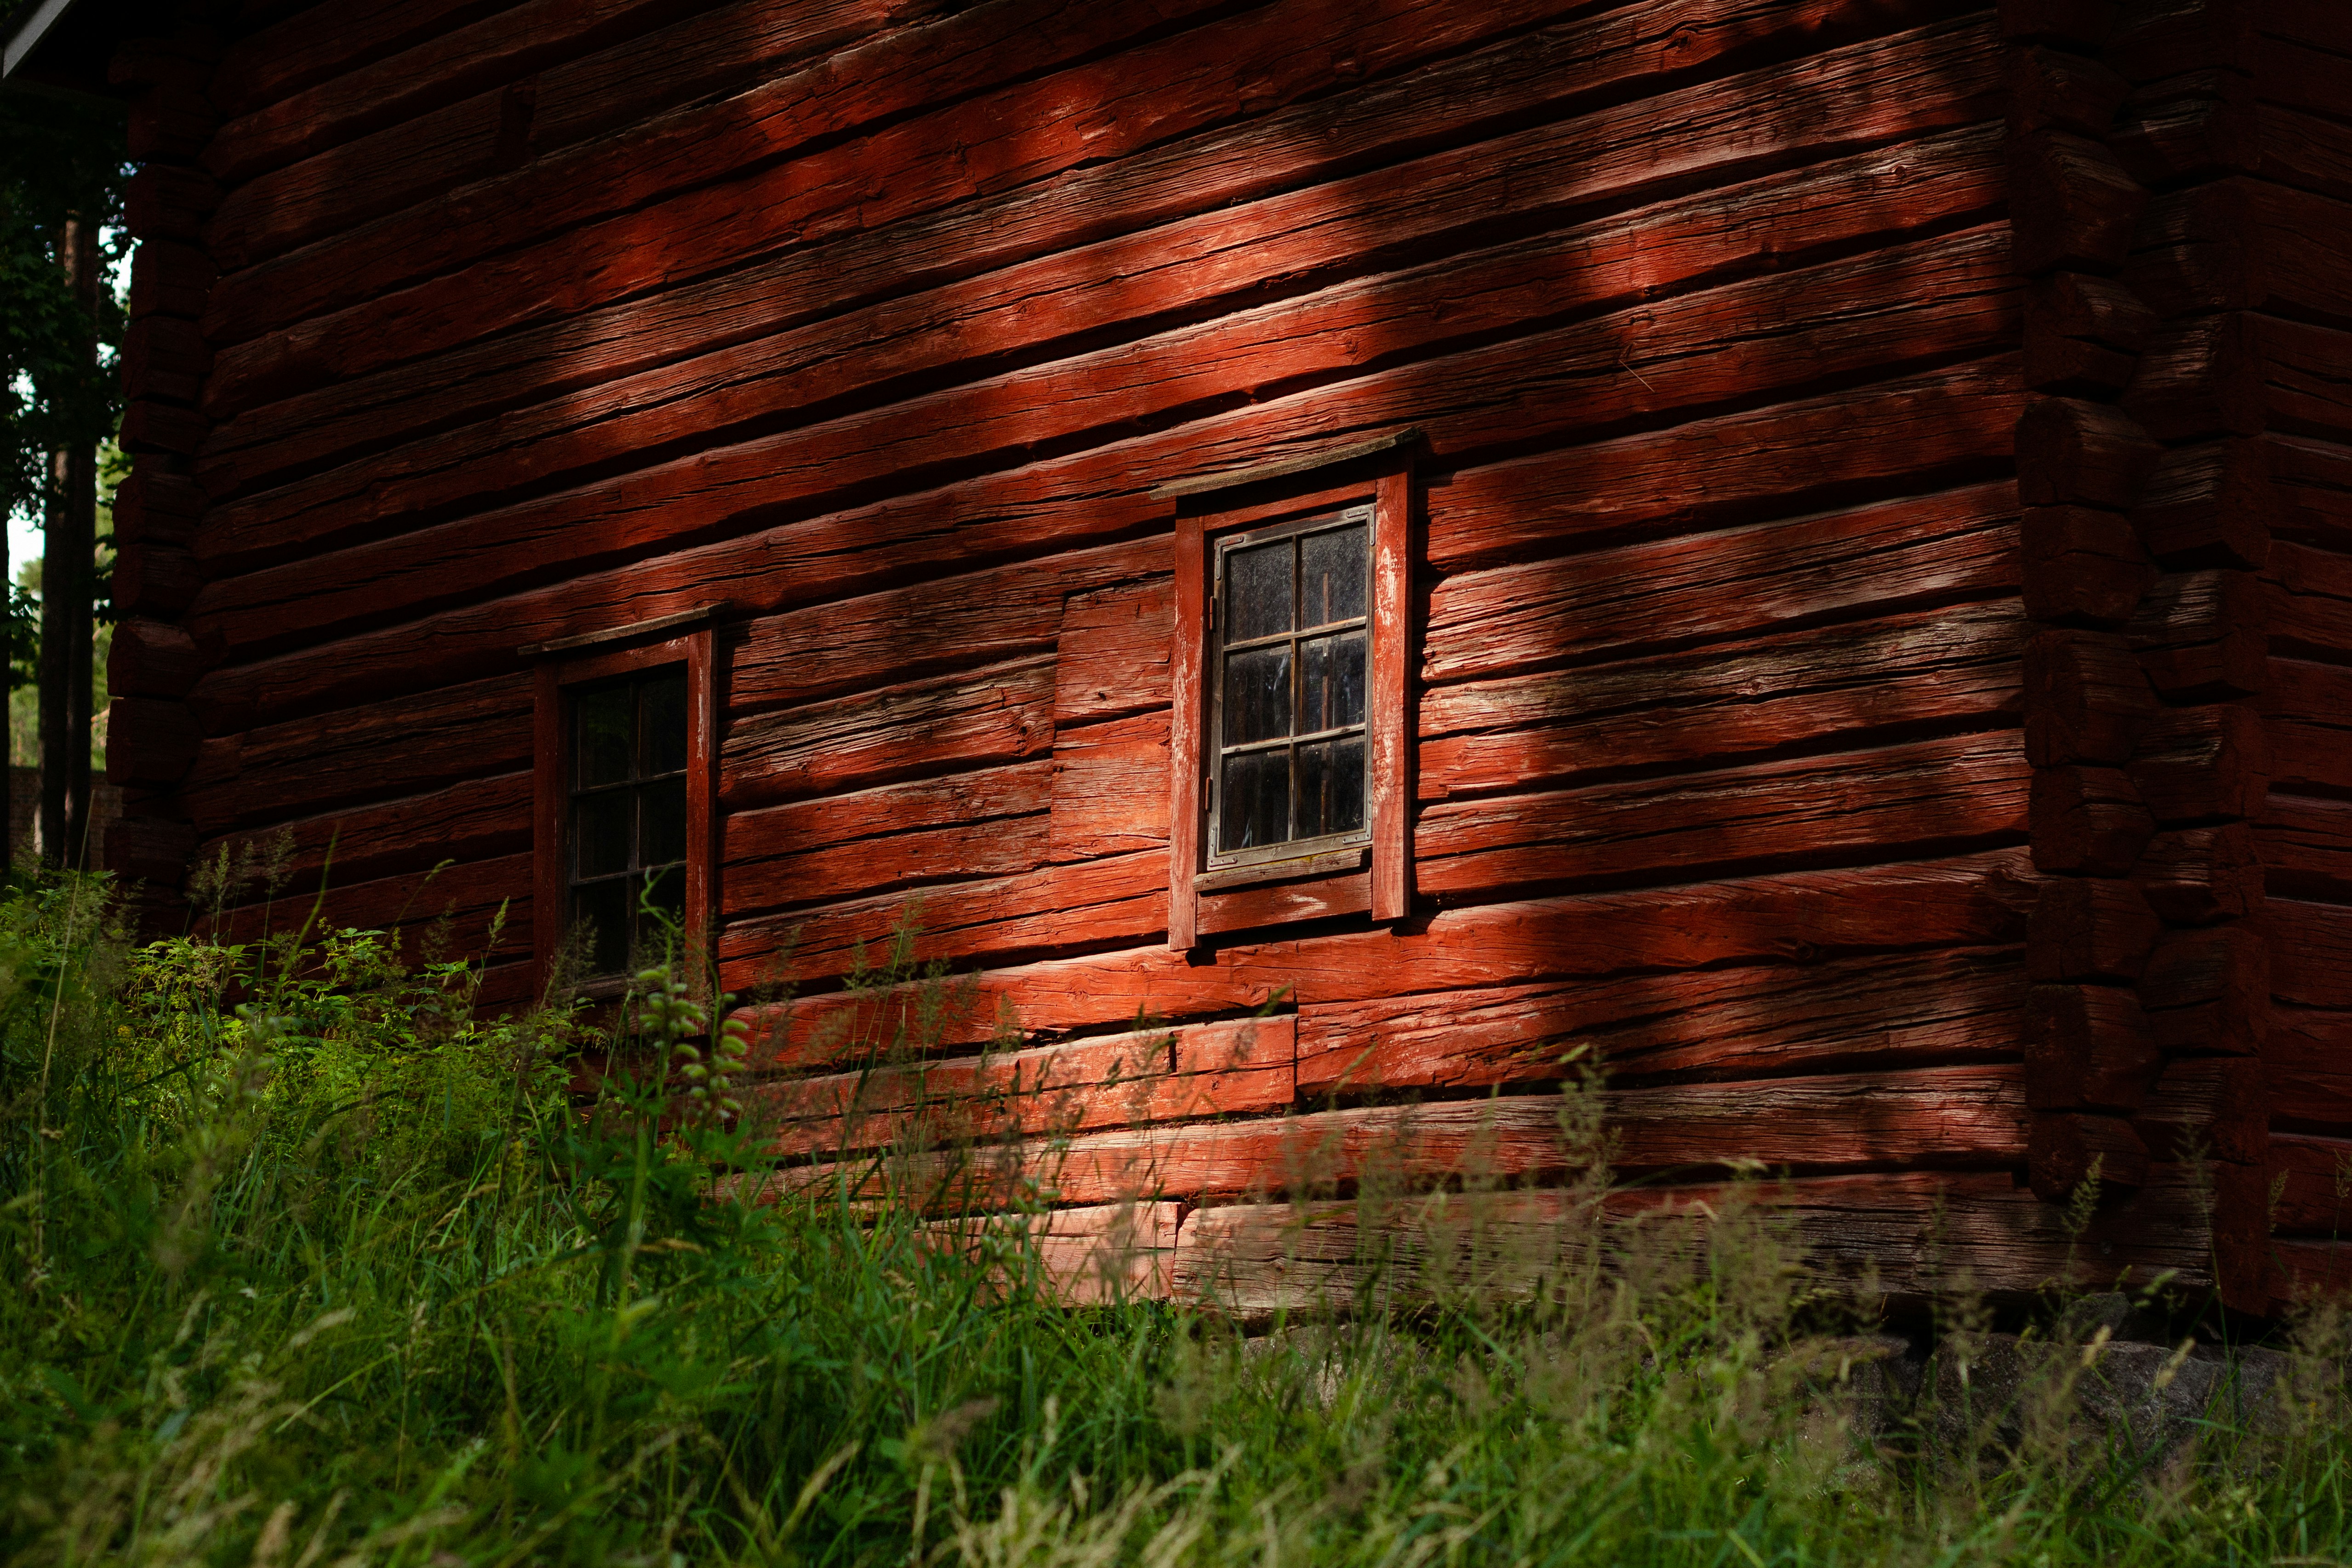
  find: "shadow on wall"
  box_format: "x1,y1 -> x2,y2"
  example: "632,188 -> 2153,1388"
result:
11,765 -> 122,869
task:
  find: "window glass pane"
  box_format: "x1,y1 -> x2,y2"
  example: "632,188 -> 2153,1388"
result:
1297,737 -> 1366,838
574,879 -> 632,976
640,775 -> 689,867
1299,631 -> 1366,733
575,684 -> 635,787
1224,540 -> 1292,643
641,673 -> 689,775
1300,523 -> 1367,627
573,790 -> 634,879
1222,645 -> 1292,746
1219,749 -> 1290,853
636,867 -> 687,966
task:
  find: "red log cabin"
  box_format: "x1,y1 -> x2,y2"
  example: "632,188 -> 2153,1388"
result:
8,0 -> 2351,1316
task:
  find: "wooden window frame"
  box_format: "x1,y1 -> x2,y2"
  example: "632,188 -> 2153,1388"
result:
529,616 -> 719,1000
1163,435 -> 1416,949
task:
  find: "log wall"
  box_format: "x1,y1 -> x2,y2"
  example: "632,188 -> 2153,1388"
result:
98,0 -> 2349,1312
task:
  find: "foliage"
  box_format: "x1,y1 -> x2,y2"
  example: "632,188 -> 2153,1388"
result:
3,874 -> 2352,1567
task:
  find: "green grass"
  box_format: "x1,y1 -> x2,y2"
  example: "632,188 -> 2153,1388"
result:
5,871 -> 2352,1568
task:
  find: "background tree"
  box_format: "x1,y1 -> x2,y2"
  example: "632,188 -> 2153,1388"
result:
1,92 -> 130,874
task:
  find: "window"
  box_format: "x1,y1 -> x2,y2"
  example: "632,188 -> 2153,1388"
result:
1161,432 -> 1416,947
527,610 -> 718,996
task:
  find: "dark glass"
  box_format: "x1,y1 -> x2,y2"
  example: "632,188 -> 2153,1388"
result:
1223,645 -> 1292,746
575,684 -> 634,787
573,790 -> 633,878
1300,524 -> 1367,627
640,776 -> 689,866
1219,749 -> 1290,852
1224,540 -> 1293,643
1299,632 -> 1365,733
576,879 -> 632,976
1296,738 -> 1365,838
637,867 -> 687,963
641,674 -> 689,775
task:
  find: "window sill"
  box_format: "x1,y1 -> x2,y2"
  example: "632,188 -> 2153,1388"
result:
1194,845 -> 1367,893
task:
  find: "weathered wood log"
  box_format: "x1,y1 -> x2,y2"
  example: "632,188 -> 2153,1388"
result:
1998,0 -> 2113,46
193,225 -> 2022,660
127,240 -> 215,323
721,655 -> 1055,813
2022,329 -> 2137,397
2124,314 -> 2263,442
104,812 -> 197,888
2016,397 -> 2162,509
111,545 -> 203,620
2027,271 -> 2157,354
108,618 -> 205,700
747,1016 -> 1294,1160
1415,734 -> 2029,901
119,402 -> 210,458
124,165 -> 218,242
105,698 -> 201,788
2265,1007 -> 2352,1129
2132,823 -> 2263,924
2025,985 -> 2159,1112
2004,43 -> 2127,137
1197,875 -> 1374,941
2135,1055 -> 2268,1166
2261,661 -> 2352,795
2030,766 -> 2154,874
209,851 -> 533,969
1057,578 -> 1171,727
2021,507 -> 2156,624
1296,947 -> 2024,1099
2141,922 -> 2267,1054
2269,899 -> 2352,1011
1049,713 -> 1170,866
2130,437 -> 2272,569
2026,874 -> 2159,982
2023,627 -> 2157,765
2126,180 -> 2352,325
2029,1112 -> 2149,1201
725,760 -> 1053,914
2123,569 -> 2267,698
198,769 -> 532,895
209,0 -> 511,118
1421,600 -> 2024,801
740,850 -> 2047,1061
2266,540 -> 2352,662
112,459 -> 203,550
2006,132 -> 2148,275
1425,483 -> 2018,686
2127,702 -> 2269,822
2260,1134 -> 2352,1236
2256,790 -> 2352,902
2108,0 -> 2259,83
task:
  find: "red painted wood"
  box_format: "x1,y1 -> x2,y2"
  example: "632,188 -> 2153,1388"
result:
2024,985 -> 2158,1112
199,769 -> 533,895
1057,579 -> 1171,727
2135,1055 -> 2269,1166
2132,824 -> 2264,924
1372,467 -> 1411,924
1050,713 -> 1169,866
2265,1009 -> 2352,1129
2026,875 -> 2158,983
2015,396 -> 2162,509
2269,899 -> 2352,1010
2132,437 -> 2273,569
2028,766 -> 2154,876
2005,132 -> 2147,274
2021,506 -> 2154,625
2004,43 -> 2126,136
2021,628 -> 2156,766
1167,515 -> 1204,951
2130,701 -> 2270,821
2257,791 -> 2352,902
725,760 -> 1053,916
2126,180 -> 2352,325
2142,922 -> 2268,1054
2028,1112 -> 2149,1201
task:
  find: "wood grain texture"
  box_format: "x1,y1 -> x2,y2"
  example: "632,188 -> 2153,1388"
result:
2266,1008 -> 2352,1129
1058,578 -> 1171,727
1050,713 -> 1170,866
2027,875 -> 2158,983
2270,898 -> 2352,1010
2257,790 -> 2352,901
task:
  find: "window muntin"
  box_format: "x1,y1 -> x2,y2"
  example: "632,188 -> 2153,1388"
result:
1207,506 -> 1372,868
567,667 -> 690,975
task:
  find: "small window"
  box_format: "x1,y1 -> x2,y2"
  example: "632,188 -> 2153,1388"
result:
1161,434 -> 1416,948
527,612 -> 718,998
568,668 -> 690,975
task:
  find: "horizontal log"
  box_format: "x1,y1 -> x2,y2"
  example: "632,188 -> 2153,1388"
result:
2118,96 -> 2352,205
2125,179 -> 2352,326
2266,539 -> 2352,661
123,165 -> 217,242
1170,1167 -> 2214,1317
2021,506 -> 2156,625
2128,701 -> 2269,822
1415,732 -> 2028,901
2256,790 -> 2352,901
2004,42 -> 2128,136
740,849 -> 2047,1063
112,544 -> 204,620
1195,873 -> 1374,941
2261,660 -> 2352,794
2027,271 -> 2157,354
2108,0 -> 2257,82
1997,0 -> 2112,47
2264,1133 -> 2352,1236
909,1201 -> 1183,1306
2022,328 -> 2137,398
209,850 -> 534,971
192,223 -> 2023,667
748,1015 -> 1293,1160
1421,599 -> 2025,801
201,5 -> 2001,397
721,654 -> 1055,812
2026,874 -> 2158,982
2028,1111 -> 2148,1201
1423,481 -> 2018,687
199,769 -> 532,895
1049,713 -> 1170,866
112,458 -> 203,549
1294,946 -> 2024,1098
180,671 -> 534,836
127,241 -> 214,324
2006,131 -> 2148,274
2029,766 -> 2154,875
2127,312 -> 2352,448
2141,922 -> 2268,1053
121,316 -> 211,406
1057,577 -> 1170,727
119,402 -> 210,459
209,0 -> 509,119
2269,898 -> 2352,1010
104,813 -> 196,888
2124,569 -> 2267,698
2130,437 -> 2272,569
2015,397 -> 2163,509
760,1066 -> 2033,1209
107,618 -> 204,700
2133,823 -> 2264,924
725,759 -> 1053,916
2135,1055 -> 2268,1166
2023,627 -> 2157,765
2025,985 -> 2158,1112
2246,433 -> 2352,564
105,698 -> 200,789
2265,1007 -> 2352,1129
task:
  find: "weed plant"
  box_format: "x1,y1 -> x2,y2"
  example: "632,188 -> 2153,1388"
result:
5,870 -> 2352,1566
